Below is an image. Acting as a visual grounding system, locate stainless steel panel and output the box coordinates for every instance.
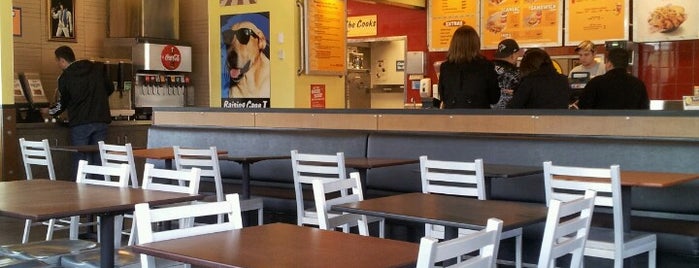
[109,0,179,39]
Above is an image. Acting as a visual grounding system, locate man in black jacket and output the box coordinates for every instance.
[49,46,114,173]
[579,48,649,109]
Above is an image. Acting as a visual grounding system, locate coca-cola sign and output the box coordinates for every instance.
[161,45,182,70]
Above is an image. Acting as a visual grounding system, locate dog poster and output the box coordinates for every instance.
[220,12,271,108]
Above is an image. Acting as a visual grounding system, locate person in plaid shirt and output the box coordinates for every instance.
[492,39,524,109]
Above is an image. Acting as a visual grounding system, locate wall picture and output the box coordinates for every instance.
[13,7,21,36]
[220,0,258,6]
[220,12,271,108]
[48,0,75,41]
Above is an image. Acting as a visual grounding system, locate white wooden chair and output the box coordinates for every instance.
[135,193,244,268]
[416,218,503,268]
[98,141,139,188]
[291,150,384,237]
[18,138,71,243]
[173,146,225,223]
[311,172,369,236]
[420,156,523,268]
[543,161,657,268]
[59,164,202,268]
[538,190,597,268]
[73,160,131,248]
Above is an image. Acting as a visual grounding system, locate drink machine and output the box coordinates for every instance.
[132,42,192,119]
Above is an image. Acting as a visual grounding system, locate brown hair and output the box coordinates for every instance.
[446,25,481,64]
[519,48,553,77]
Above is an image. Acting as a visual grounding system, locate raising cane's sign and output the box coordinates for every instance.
[161,45,182,71]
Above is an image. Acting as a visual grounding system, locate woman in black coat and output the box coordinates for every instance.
[438,25,499,109]
[507,48,570,109]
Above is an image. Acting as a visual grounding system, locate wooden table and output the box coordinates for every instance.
[344,157,419,193]
[333,192,548,235]
[0,180,202,267]
[556,170,699,232]
[218,155,290,199]
[132,147,227,169]
[131,223,418,268]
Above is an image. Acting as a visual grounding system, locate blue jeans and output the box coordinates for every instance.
[71,123,108,177]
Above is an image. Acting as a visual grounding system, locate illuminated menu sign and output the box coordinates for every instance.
[565,0,628,46]
[481,0,562,49]
[428,0,480,52]
[633,0,698,42]
[306,0,346,75]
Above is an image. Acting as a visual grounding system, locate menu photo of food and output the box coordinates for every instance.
[634,0,697,42]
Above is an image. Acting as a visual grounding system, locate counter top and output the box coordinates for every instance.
[17,120,152,129]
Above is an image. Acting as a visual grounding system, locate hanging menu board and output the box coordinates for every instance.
[481,0,563,49]
[633,0,698,42]
[565,0,629,46]
[428,0,480,52]
[305,0,346,75]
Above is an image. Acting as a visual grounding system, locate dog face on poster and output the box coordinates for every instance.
[221,13,270,99]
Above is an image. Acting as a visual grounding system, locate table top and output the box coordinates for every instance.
[132,147,228,160]
[556,170,699,188]
[0,180,202,221]
[344,157,419,169]
[218,155,290,164]
[51,144,144,153]
[334,192,548,231]
[484,163,542,178]
[131,223,418,268]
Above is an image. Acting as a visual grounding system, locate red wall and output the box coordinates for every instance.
[348,1,699,101]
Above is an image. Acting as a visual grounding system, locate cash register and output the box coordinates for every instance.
[16,72,50,123]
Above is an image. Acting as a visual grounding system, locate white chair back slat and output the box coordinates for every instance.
[98,141,139,188]
[142,163,201,195]
[416,218,503,268]
[135,194,243,268]
[174,146,224,223]
[19,138,56,181]
[312,174,369,236]
[291,150,347,226]
[538,190,596,268]
[550,179,612,193]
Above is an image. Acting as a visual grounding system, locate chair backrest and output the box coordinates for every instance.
[19,138,56,180]
[98,141,139,188]
[420,156,486,199]
[134,193,243,268]
[75,160,130,188]
[290,149,347,226]
[538,190,597,268]
[311,172,368,236]
[543,161,624,252]
[416,218,503,268]
[141,163,201,195]
[173,146,223,202]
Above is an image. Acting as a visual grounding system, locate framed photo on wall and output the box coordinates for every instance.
[48,0,75,42]
[12,7,21,36]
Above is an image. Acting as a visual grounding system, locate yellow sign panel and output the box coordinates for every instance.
[565,0,628,45]
[307,0,346,75]
[429,0,479,52]
[481,0,562,49]
[347,15,377,37]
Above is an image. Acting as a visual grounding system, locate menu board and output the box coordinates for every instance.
[428,0,480,52]
[305,0,346,75]
[565,0,629,46]
[481,0,563,49]
[633,0,698,42]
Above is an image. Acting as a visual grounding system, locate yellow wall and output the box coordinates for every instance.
[1,1,15,105]
[208,0,345,108]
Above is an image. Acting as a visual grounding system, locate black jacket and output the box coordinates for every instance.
[578,68,649,110]
[51,60,113,127]
[508,66,570,109]
[438,57,499,109]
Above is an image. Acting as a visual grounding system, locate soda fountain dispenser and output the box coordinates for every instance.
[132,41,192,119]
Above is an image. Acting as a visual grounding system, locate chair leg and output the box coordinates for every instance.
[127,219,137,246]
[649,250,656,268]
[515,235,522,268]
[45,219,56,241]
[22,219,32,244]
[114,215,124,248]
[614,258,623,268]
[378,219,385,238]
[69,216,80,240]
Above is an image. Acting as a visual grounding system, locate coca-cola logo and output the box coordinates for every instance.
[161,45,182,70]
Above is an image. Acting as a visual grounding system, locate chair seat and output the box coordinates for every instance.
[586,227,657,255]
[0,239,97,265]
[59,247,183,268]
[0,257,51,268]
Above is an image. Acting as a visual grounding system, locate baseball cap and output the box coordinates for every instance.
[494,39,520,58]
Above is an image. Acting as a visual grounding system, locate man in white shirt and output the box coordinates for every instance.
[51,1,73,38]
[569,40,605,78]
